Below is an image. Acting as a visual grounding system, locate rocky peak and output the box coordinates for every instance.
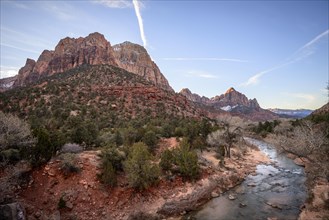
[179,87,272,120]
[113,41,174,92]
[12,33,174,92]
[179,88,210,104]
[14,32,118,87]
[225,87,236,94]
[212,87,250,107]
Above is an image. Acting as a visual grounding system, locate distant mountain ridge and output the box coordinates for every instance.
[179,87,278,121]
[268,108,313,119]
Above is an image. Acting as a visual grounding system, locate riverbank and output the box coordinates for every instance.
[16,141,271,219]
[264,136,329,220]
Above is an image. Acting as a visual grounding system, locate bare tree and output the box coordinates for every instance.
[207,116,243,159]
[273,120,329,180]
[0,111,35,150]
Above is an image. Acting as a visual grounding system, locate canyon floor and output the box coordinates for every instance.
[14,138,271,220]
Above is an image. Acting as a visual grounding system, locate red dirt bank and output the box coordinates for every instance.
[17,142,270,220]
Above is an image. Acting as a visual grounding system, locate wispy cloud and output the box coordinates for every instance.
[241,29,329,87]
[9,1,30,9]
[133,0,147,48]
[241,61,294,86]
[1,42,40,54]
[93,0,132,8]
[40,2,76,21]
[283,92,315,102]
[163,57,248,62]
[186,70,219,79]
[1,27,52,50]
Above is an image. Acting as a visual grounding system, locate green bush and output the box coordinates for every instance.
[173,139,199,180]
[160,149,174,171]
[98,147,125,186]
[0,148,20,165]
[123,142,160,190]
[142,130,158,151]
[30,127,54,166]
[99,157,117,186]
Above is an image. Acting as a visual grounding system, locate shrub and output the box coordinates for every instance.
[0,111,36,150]
[123,142,160,190]
[99,157,117,186]
[173,139,199,180]
[0,149,20,165]
[98,147,125,186]
[59,153,80,176]
[142,131,158,151]
[30,127,54,166]
[61,143,83,154]
[191,136,207,151]
[160,149,174,171]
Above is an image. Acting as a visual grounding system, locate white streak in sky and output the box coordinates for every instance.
[283,92,315,102]
[186,70,219,79]
[296,29,329,53]
[242,29,329,87]
[133,0,147,48]
[0,43,40,54]
[93,0,132,8]
[163,58,248,62]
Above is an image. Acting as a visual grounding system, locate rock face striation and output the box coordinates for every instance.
[11,32,173,92]
[113,42,173,92]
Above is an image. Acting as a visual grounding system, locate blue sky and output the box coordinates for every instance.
[1,0,328,110]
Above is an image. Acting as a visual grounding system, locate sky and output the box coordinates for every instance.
[0,0,328,110]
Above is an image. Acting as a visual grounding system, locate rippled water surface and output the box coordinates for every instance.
[190,138,307,220]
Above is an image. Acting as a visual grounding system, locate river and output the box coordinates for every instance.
[189,138,307,220]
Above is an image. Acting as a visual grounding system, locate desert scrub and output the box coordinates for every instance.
[59,153,80,176]
[98,147,125,186]
[124,142,160,190]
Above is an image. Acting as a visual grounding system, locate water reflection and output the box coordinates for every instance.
[190,138,307,220]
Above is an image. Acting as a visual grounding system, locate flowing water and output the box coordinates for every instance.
[189,138,307,220]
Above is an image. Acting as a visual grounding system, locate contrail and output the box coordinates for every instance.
[132,0,147,48]
[241,29,329,87]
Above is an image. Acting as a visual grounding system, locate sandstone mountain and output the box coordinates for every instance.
[4,32,173,92]
[180,87,277,121]
[13,33,118,87]
[0,65,208,128]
